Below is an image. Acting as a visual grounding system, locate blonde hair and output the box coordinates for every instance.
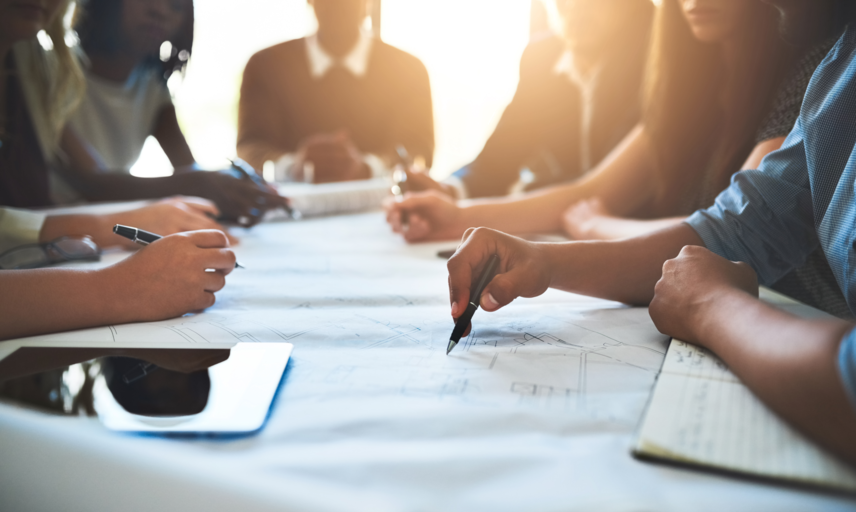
[12,0,85,161]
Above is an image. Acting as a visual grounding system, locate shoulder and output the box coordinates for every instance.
[756,36,839,143]
[246,38,306,71]
[371,40,427,75]
[519,34,564,73]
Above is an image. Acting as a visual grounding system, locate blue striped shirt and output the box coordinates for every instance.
[686,26,856,406]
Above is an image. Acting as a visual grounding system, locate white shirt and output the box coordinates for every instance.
[70,65,173,171]
[304,30,374,79]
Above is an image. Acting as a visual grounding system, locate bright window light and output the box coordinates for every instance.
[132,0,531,180]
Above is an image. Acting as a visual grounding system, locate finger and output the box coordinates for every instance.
[183,229,230,249]
[479,267,530,312]
[193,291,217,312]
[447,255,476,319]
[178,197,221,217]
[199,248,237,274]
[202,269,227,293]
[403,214,430,242]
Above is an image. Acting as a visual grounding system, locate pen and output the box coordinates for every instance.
[447,253,501,355]
[113,224,245,269]
[229,158,300,220]
[391,145,411,230]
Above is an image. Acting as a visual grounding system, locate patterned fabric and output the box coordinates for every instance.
[755,36,839,144]
[685,25,856,405]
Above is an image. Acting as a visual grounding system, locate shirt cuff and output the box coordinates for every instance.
[443,175,468,200]
[684,211,727,257]
[838,327,856,410]
[363,154,391,179]
[0,208,46,254]
[274,153,300,182]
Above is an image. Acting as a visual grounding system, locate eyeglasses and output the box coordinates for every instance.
[0,237,102,270]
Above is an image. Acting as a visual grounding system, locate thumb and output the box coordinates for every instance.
[479,269,528,312]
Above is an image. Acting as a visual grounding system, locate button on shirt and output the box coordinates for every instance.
[685,26,856,406]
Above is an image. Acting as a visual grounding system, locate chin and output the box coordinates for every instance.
[690,27,728,44]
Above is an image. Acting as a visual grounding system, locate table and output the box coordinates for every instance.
[1,212,854,511]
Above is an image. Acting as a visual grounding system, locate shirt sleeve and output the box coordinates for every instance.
[838,328,856,409]
[0,208,46,254]
[686,118,819,286]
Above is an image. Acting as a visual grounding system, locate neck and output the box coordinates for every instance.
[317,28,360,58]
[88,52,140,83]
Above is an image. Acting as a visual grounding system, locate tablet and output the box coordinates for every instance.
[0,342,291,436]
[93,343,292,435]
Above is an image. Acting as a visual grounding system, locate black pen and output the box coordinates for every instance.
[229,158,301,220]
[447,253,501,355]
[113,224,244,269]
[391,145,411,230]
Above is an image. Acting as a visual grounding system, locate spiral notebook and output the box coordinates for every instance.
[634,340,856,493]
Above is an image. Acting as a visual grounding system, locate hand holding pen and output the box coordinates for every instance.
[446,228,554,353]
[228,158,300,222]
[114,225,245,269]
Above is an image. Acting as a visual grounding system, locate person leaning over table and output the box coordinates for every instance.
[0,0,283,225]
[444,17,856,465]
[400,0,654,200]
[237,0,434,184]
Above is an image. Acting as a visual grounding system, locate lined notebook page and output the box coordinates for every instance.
[635,340,856,492]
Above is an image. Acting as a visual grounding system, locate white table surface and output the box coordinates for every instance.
[1,212,854,512]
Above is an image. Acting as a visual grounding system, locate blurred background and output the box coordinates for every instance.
[132,0,538,180]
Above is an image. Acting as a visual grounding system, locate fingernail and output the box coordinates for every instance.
[451,301,458,315]
[482,293,499,310]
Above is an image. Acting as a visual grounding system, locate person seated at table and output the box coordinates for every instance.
[386,0,802,242]
[69,0,199,173]
[1,0,282,225]
[389,0,855,317]
[237,0,434,183]
[402,0,653,200]
[444,9,856,465]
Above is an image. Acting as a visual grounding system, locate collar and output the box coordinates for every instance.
[553,50,601,90]
[305,30,374,79]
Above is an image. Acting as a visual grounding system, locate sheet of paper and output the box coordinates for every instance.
[637,340,856,491]
[272,179,391,218]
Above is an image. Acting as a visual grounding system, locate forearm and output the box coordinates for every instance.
[461,126,655,234]
[462,179,599,233]
[589,216,687,241]
[40,214,116,247]
[0,269,130,340]
[544,223,703,304]
[694,290,856,464]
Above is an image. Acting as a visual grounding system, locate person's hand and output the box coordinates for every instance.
[108,197,239,247]
[401,168,459,199]
[98,230,236,323]
[384,190,467,242]
[447,228,553,334]
[177,171,287,227]
[649,246,759,343]
[561,198,610,240]
[293,131,370,183]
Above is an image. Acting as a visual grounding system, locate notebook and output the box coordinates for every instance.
[634,339,856,492]
[272,179,391,218]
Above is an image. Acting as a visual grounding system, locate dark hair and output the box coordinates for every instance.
[75,0,195,81]
[643,0,795,215]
